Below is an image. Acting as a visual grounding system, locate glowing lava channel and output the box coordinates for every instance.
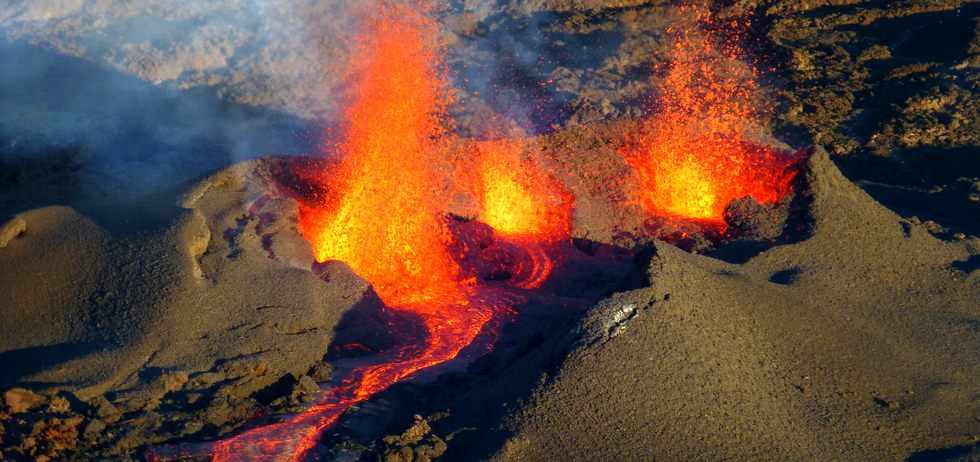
[623,5,798,228]
[149,4,570,462]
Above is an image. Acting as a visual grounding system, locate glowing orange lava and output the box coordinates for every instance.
[623,6,798,228]
[477,139,572,244]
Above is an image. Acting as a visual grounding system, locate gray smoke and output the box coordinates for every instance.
[0,0,368,227]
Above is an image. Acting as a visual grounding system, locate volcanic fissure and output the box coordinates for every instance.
[149,3,802,461]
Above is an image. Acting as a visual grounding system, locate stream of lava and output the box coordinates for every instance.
[152,4,570,462]
[622,5,799,230]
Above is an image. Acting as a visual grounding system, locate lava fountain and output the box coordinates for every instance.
[298,3,466,309]
[152,4,571,461]
[622,6,799,230]
[473,139,573,289]
[477,139,572,245]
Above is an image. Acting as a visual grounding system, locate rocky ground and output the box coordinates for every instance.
[1,1,978,461]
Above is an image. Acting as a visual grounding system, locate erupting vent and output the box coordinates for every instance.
[476,139,573,244]
[298,2,464,308]
[622,6,799,229]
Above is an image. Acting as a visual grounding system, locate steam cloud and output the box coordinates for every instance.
[0,0,363,225]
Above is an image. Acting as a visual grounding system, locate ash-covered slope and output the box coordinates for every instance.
[491,148,980,461]
[0,161,367,402]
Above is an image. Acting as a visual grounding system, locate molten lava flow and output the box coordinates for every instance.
[287,4,487,459]
[623,6,798,228]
